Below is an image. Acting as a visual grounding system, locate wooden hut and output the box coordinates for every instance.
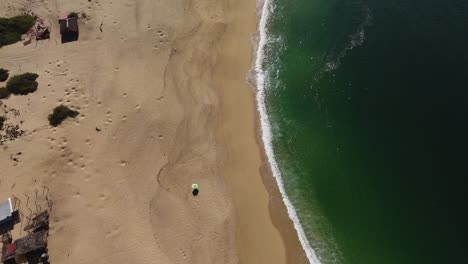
[59,15,79,43]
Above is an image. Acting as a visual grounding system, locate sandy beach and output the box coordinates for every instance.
[0,0,307,263]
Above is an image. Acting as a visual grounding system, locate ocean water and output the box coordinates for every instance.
[256,0,468,263]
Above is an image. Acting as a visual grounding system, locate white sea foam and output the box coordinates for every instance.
[326,5,372,72]
[254,0,322,263]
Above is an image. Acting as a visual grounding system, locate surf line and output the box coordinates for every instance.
[254,0,322,263]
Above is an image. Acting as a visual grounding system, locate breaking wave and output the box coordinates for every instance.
[254,0,322,263]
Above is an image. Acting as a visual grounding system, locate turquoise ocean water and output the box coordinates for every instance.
[257,0,468,263]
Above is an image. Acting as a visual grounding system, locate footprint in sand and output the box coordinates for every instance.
[105,225,121,238]
[179,248,187,259]
[99,192,109,201]
[84,174,92,182]
[105,118,113,125]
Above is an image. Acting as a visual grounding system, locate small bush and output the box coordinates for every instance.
[6,73,39,95]
[0,68,8,82]
[0,116,5,129]
[0,15,36,47]
[0,87,9,99]
[48,105,79,127]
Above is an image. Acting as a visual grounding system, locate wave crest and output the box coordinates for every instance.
[254,0,323,263]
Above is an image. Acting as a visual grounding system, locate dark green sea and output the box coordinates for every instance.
[256,0,468,263]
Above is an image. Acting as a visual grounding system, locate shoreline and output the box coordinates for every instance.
[215,0,309,263]
[252,0,323,262]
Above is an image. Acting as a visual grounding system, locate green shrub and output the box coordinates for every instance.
[0,87,9,99]
[6,73,39,95]
[0,15,36,47]
[0,68,8,82]
[0,116,5,129]
[48,105,79,127]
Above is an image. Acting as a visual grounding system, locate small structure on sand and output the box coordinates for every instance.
[0,196,50,264]
[0,199,19,235]
[1,210,50,264]
[2,230,48,263]
[59,13,79,43]
[21,17,50,46]
[191,184,199,196]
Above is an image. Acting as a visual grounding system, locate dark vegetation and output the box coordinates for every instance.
[0,68,8,82]
[6,73,39,95]
[0,116,5,130]
[0,87,9,99]
[0,15,36,47]
[48,105,79,127]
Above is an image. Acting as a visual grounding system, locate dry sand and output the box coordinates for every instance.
[0,0,307,263]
